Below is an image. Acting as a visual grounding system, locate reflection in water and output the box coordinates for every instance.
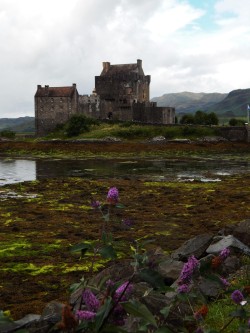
[0,158,36,186]
[0,157,249,186]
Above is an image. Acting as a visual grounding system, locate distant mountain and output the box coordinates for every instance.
[207,89,250,117]
[151,92,227,114]
[152,89,250,118]
[0,117,35,133]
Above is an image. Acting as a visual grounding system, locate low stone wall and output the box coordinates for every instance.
[218,126,248,142]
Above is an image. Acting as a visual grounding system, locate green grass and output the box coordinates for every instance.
[45,122,220,141]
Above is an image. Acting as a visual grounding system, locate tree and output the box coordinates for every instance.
[180,114,195,124]
[66,115,92,137]
[206,112,219,125]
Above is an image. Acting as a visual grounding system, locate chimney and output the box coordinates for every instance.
[137,59,142,69]
[72,83,76,88]
[102,62,110,74]
[45,85,49,96]
[37,85,41,89]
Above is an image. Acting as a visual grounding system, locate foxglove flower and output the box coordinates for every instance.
[177,283,190,294]
[107,187,119,204]
[219,248,230,260]
[91,200,101,209]
[82,289,100,312]
[76,310,96,320]
[179,255,199,284]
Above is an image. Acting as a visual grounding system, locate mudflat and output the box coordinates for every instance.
[0,140,250,319]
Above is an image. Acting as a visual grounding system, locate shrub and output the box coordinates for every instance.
[66,115,99,137]
[0,129,16,139]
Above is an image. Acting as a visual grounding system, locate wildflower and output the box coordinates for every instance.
[179,255,199,284]
[219,248,230,260]
[91,200,101,209]
[220,277,230,288]
[231,290,244,304]
[82,289,100,312]
[177,283,190,293]
[114,281,133,302]
[211,256,222,269]
[194,305,208,320]
[107,187,119,204]
[248,319,250,328]
[122,218,133,228]
[76,310,96,320]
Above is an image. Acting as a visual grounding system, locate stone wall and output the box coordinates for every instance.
[218,126,248,142]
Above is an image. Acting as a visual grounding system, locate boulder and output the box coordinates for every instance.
[172,233,213,260]
[206,235,250,256]
[232,219,250,246]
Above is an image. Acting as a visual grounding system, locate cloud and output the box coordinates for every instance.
[0,0,250,117]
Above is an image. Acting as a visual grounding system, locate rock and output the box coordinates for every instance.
[150,136,166,142]
[157,258,184,282]
[222,255,241,275]
[198,277,223,298]
[232,219,250,246]
[172,233,213,260]
[0,314,41,333]
[206,235,250,255]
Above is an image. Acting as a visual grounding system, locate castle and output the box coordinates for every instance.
[35,59,175,136]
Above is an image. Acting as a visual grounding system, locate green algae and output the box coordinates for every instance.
[0,240,32,258]
[0,263,55,275]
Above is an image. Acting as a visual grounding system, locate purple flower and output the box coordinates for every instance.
[179,255,199,284]
[82,289,100,312]
[107,187,119,204]
[248,319,250,328]
[231,290,244,304]
[177,283,190,293]
[91,200,101,209]
[114,281,133,302]
[76,310,96,320]
[219,248,230,260]
[220,277,230,288]
[122,218,133,228]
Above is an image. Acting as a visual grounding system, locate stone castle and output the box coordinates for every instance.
[35,59,175,136]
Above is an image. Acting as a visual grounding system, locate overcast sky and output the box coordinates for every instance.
[1,0,250,118]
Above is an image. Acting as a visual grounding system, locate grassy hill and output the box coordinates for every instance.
[0,117,35,133]
[207,89,250,117]
[151,91,227,114]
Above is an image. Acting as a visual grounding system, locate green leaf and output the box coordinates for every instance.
[139,268,166,290]
[122,300,157,328]
[94,297,112,332]
[99,245,117,259]
[230,308,247,318]
[115,203,125,209]
[69,281,85,293]
[160,305,171,319]
[155,327,173,333]
[70,242,93,255]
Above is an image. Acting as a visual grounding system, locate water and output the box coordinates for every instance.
[0,156,249,186]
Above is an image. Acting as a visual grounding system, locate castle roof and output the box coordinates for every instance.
[35,84,78,98]
[100,59,144,76]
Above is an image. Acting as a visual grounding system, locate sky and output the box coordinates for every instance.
[1,0,250,118]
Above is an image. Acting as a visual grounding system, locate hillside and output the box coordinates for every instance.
[0,117,35,133]
[207,88,250,117]
[151,91,227,114]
